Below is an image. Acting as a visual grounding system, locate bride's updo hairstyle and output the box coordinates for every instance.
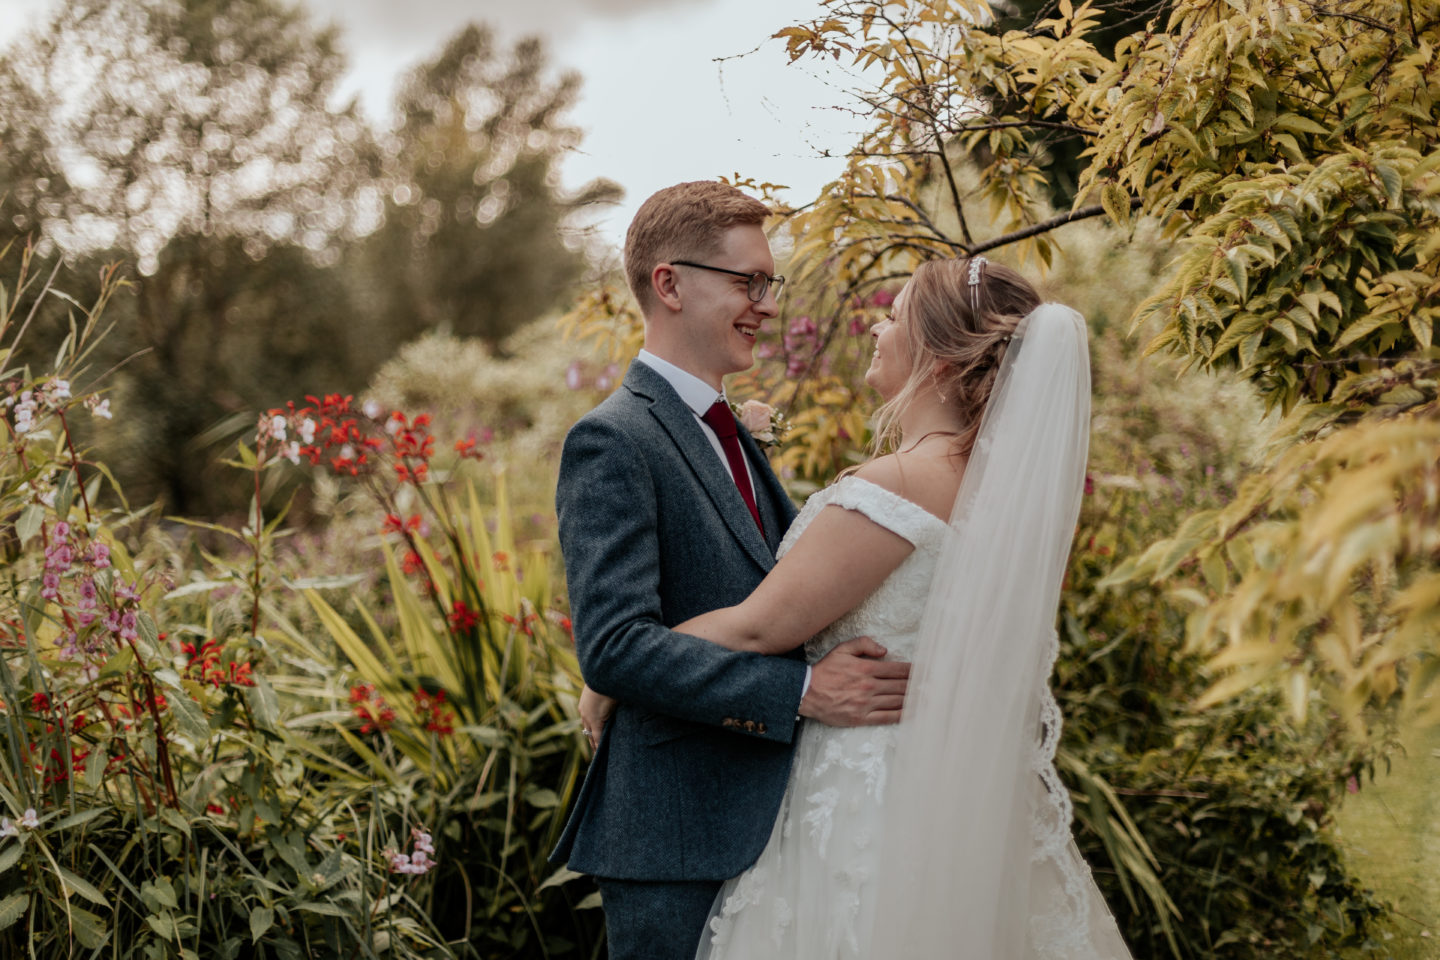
[873,256,1041,458]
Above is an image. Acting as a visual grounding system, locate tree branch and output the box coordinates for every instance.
[970,199,1144,255]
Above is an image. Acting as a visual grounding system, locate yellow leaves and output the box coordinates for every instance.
[1104,409,1440,730]
[1099,181,1132,229]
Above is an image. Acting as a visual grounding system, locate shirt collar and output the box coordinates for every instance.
[635,350,725,417]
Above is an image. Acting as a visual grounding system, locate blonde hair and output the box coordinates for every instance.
[871,257,1041,458]
[623,181,771,314]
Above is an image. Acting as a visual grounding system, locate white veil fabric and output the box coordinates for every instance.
[866,303,1132,959]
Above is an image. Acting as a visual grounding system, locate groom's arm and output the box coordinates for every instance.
[557,416,807,744]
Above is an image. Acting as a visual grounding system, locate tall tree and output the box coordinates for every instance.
[0,0,383,513]
[372,25,620,348]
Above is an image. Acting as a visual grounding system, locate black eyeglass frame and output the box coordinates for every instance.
[670,260,785,303]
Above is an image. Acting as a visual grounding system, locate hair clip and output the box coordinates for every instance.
[968,256,987,314]
[967,256,987,287]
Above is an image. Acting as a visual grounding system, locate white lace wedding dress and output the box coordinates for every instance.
[696,474,1131,960]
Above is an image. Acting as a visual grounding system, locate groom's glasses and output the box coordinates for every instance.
[671,261,785,302]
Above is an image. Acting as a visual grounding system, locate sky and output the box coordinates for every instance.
[0,0,870,255]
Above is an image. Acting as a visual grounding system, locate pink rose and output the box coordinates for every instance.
[738,400,774,435]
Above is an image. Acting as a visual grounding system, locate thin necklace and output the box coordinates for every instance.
[899,430,958,454]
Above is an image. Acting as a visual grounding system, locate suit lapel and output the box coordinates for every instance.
[625,364,776,572]
[735,425,796,553]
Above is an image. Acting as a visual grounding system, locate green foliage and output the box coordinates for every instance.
[0,249,601,957]
[751,0,1440,736]
[0,0,616,517]
[1063,460,1386,958]
[0,249,451,958]
[1051,232,1385,958]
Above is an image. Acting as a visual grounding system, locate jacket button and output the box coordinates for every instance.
[757,722,767,735]
[743,720,756,732]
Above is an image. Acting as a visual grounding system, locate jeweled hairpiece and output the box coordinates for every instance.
[968,256,987,314]
[967,256,987,286]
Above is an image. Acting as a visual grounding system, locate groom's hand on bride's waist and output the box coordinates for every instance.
[798,636,909,727]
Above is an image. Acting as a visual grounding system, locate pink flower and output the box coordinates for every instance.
[89,543,110,568]
[40,572,61,601]
[738,400,774,435]
[44,543,73,572]
[84,395,112,420]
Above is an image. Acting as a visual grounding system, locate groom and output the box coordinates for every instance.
[552,181,910,959]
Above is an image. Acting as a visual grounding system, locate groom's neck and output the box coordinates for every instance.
[640,341,726,393]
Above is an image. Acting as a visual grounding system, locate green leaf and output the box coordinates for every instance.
[538,865,585,891]
[525,788,561,809]
[283,574,365,591]
[52,808,107,831]
[15,505,43,546]
[1273,113,1329,135]
[250,905,274,942]
[295,900,349,917]
[247,674,279,732]
[141,877,178,911]
[137,612,160,651]
[69,905,108,949]
[0,843,22,875]
[145,913,177,941]
[0,892,26,931]
[165,686,210,745]
[162,580,230,600]
[54,470,75,520]
[57,865,110,907]
[97,646,135,680]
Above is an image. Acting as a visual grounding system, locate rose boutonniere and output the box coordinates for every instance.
[734,399,788,450]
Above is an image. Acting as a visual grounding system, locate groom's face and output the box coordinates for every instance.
[672,223,778,387]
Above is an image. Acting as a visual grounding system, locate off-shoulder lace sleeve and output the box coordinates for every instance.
[824,476,949,549]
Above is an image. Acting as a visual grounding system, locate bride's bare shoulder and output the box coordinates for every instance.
[851,451,963,522]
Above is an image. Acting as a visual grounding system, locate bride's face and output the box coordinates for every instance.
[865,285,915,400]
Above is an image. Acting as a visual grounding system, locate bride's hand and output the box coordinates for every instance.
[579,684,617,750]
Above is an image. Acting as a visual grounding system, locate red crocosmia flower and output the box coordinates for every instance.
[413,687,455,737]
[401,551,425,576]
[30,692,49,711]
[383,513,405,534]
[447,601,480,633]
[350,684,395,734]
[206,802,226,815]
[228,662,256,687]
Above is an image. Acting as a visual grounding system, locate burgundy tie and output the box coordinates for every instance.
[701,400,764,535]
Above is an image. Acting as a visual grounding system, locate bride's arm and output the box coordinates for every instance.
[674,503,915,655]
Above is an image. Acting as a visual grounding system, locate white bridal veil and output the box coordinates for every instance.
[867,303,1132,959]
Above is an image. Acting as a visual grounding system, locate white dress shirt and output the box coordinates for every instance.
[633,350,812,700]
[634,350,755,490]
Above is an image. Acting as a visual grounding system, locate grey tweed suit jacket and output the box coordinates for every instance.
[551,361,806,881]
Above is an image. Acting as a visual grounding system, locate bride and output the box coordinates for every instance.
[581,256,1132,959]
